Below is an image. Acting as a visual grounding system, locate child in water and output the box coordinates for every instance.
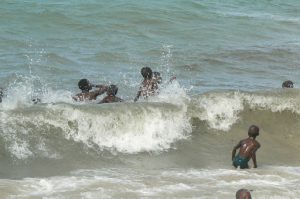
[282,80,294,88]
[232,125,261,169]
[98,85,123,104]
[73,78,107,101]
[134,67,158,102]
[153,71,163,84]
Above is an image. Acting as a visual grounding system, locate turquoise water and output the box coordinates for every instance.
[1,1,300,198]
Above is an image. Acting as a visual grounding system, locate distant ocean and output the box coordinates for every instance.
[1,1,300,198]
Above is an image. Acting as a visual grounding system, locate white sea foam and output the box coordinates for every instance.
[56,80,192,154]
[195,91,244,131]
[0,75,73,110]
[0,110,63,160]
[193,90,300,131]
[1,167,300,199]
[55,103,191,154]
[0,77,192,158]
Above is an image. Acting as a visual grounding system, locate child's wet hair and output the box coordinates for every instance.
[78,79,91,91]
[107,85,118,96]
[141,67,153,79]
[248,125,259,137]
[282,80,294,88]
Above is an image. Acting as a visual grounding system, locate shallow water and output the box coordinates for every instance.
[1,0,300,198]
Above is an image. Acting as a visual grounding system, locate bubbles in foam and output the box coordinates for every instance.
[242,91,300,114]
[195,91,244,131]
[193,90,300,131]
[1,74,46,109]
[7,139,33,160]
[56,102,191,153]
[0,109,61,160]
[40,88,74,104]
[2,167,300,198]
[154,80,190,106]
[0,74,74,110]
[1,81,192,159]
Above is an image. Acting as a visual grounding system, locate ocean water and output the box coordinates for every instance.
[1,0,300,198]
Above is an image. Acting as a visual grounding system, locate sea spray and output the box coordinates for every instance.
[191,89,300,131]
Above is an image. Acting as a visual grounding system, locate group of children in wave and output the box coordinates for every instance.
[0,67,173,104]
[72,66,175,103]
[0,69,295,199]
[71,71,294,199]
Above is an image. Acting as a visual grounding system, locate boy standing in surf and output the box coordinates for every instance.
[232,125,261,169]
[73,78,108,101]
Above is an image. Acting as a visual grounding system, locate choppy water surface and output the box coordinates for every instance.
[1,0,300,198]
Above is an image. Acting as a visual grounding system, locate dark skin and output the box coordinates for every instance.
[282,80,293,88]
[232,137,261,168]
[0,88,3,103]
[134,79,158,102]
[153,72,162,84]
[73,84,107,101]
[236,189,252,199]
[99,94,123,104]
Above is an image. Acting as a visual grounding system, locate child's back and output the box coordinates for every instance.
[134,67,158,102]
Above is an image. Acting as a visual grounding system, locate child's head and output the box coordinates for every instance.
[141,67,153,79]
[248,125,259,138]
[107,85,118,96]
[153,71,162,83]
[236,189,251,199]
[282,80,294,88]
[78,79,92,91]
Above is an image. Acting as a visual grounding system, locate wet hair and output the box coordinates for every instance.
[153,71,162,83]
[153,71,160,77]
[248,125,259,137]
[236,189,251,199]
[282,80,294,88]
[141,67,153,79]
[78,79,91,91]
[107,85,118,96]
